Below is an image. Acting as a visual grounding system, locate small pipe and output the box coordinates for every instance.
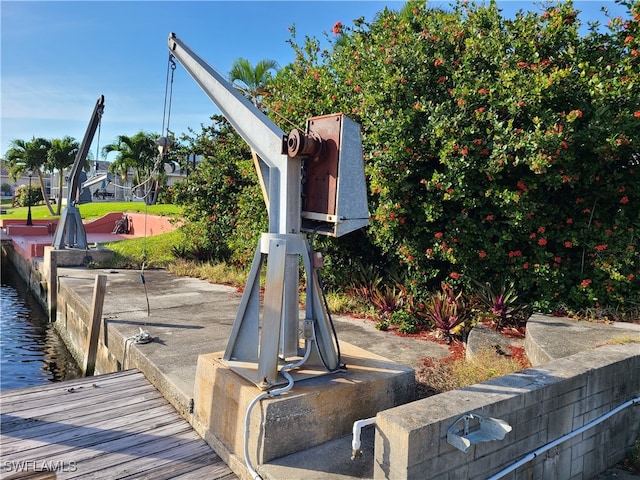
[487,396,640,480]
[243,343,313,480]
[351,416,377,460]
[244,391,269,480]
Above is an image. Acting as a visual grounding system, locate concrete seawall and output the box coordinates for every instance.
[374,343,639,480]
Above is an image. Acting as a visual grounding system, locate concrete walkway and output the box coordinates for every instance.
[54,267,450,404]
[526,313,640,366]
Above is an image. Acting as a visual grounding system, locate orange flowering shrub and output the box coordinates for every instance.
[263,0,639,312]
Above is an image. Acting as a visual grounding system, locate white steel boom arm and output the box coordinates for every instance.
[168,32,300,235]
[52,95,105,249]
[81,172,111,190]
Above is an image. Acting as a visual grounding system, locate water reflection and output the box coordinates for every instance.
[1,262,82,391]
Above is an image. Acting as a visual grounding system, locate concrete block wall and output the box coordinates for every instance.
[54,275,132,376]
[54,278,94,369]
[2,244,48,309]
[374,343,639,480]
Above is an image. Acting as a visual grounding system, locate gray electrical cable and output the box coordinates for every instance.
[243,341,313,479]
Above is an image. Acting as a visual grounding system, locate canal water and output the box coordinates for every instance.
[1,261,82,391]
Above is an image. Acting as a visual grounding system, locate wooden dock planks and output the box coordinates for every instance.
[0,370,236,480]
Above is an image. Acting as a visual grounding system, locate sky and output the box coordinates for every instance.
[0,1,633,162]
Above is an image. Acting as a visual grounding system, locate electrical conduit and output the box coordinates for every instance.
[243,343,313,480]
[487,397,640,480]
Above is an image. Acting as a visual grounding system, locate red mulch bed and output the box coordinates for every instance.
[392,320,528,364]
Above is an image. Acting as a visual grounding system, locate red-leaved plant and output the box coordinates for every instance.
[472,279,528,330]
[421,283,469,343]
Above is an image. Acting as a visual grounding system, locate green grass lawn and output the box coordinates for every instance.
[101,229,183,269]
[2,201,184,269]
[1,201,181,221]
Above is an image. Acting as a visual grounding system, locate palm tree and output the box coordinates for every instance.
[5,137,55,214]
[103,131,159,205]
[229,57,278,108]
[47,136,80,215]
[229,58,278,208]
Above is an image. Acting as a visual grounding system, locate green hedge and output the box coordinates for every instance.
[172,0,639,313]
[263,0,639,311]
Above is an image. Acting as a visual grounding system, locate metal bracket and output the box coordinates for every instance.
[447,414,512,453]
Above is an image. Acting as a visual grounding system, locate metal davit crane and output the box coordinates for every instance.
[52,95,105,250]
[168,33,369,389]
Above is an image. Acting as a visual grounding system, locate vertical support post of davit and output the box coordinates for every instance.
[258,238,287,387]
[83,274,107,376]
